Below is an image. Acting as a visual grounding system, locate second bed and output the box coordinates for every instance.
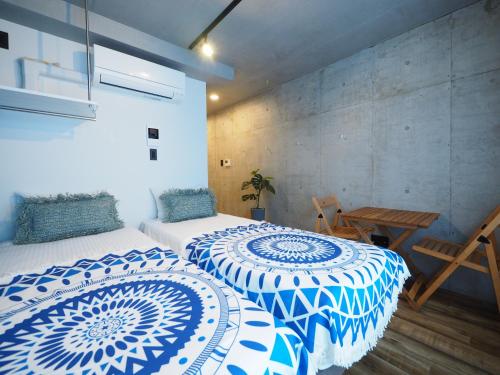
[143,213,410,369]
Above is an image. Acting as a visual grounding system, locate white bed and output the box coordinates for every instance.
[142,213,409,370]
[0,227,159,283]
[142,213,257,254]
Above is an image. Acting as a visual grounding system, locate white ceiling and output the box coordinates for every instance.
[70,0,478,113]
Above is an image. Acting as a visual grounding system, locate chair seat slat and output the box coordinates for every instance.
[408,205,500,312]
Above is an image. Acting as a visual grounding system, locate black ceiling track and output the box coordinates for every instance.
[188,0,242,50]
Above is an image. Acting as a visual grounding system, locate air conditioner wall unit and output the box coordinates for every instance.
[93,45,185,100]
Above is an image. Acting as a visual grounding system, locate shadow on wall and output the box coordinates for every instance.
[73,51,88,73]
[0,194,24,243]
[0,110,80,141]
[0,111,81,240]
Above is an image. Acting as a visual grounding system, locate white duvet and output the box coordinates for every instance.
[0,227,160,283]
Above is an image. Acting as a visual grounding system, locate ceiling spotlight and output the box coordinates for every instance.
[209,93,220,101]
[201,42,214,57]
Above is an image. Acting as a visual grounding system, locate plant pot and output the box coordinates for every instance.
[251,208,266,221]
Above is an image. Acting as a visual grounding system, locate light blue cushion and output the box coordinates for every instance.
[14,192,124,244]
[159,188,217,223]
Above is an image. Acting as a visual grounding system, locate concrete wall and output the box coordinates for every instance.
[0,19,208,241]
[208,1,500,302]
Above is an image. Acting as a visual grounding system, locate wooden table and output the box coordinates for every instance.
[342,207,439,309]
[342,207,440,275]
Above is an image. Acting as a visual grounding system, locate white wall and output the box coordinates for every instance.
[0,19,208,241]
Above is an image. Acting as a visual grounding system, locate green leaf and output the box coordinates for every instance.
[241,194,257,201]
[241,169,276,201]
[251,174,263,190]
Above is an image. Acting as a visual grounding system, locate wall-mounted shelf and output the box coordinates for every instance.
[0,85,98,120]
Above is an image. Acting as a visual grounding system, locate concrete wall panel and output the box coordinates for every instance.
[320,49,374,113]
[276,71,321,122]
[451,70,500,240]
[373,16,451,99]
[372,83,451,220]
[451,1,500,79]
[320,103,374,210]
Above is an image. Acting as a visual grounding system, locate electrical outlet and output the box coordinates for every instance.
[220,159,232,167]
[149,148,157,161]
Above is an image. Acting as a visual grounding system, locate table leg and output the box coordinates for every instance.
[379,226,431,309]
[379,226,420,275]
[351,222,422,308]
[350,220,374,244]
[377,225,396,243]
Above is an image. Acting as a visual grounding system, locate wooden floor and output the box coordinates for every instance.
[345,291,500,375]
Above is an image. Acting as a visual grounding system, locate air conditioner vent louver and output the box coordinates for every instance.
[93,45,185,100]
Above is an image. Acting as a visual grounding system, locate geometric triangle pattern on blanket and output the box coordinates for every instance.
[0,247,310,374]
[186,223,410,368]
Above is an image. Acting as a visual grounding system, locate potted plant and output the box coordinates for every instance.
[241,169,276,221]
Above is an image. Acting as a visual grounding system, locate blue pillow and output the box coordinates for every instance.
[159,188,217,223]
[14,192,124,244]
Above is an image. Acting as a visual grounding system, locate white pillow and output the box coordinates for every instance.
[150,188,166,220]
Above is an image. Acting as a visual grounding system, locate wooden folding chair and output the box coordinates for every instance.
[312,195,372,241]
[407,205,500,312]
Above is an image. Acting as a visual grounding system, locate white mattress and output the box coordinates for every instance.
[142,213,258,254]
[0,227,161,283]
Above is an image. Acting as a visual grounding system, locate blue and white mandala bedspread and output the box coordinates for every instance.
[185,223,411,369]
[0,248,309,374]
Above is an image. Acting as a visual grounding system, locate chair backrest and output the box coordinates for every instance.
[312,194,343,233]
[415,205,500,312]
[463,205,500,250]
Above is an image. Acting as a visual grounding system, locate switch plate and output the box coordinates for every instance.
[149,148,157,161]
[147,126,160,146]
[148,127,159,139]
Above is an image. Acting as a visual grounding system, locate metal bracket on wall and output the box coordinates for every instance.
[84,0,91,102]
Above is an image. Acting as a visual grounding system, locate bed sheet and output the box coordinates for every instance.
[0,244,310,374]
[142,213,257,253]
[0,227,158,283]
